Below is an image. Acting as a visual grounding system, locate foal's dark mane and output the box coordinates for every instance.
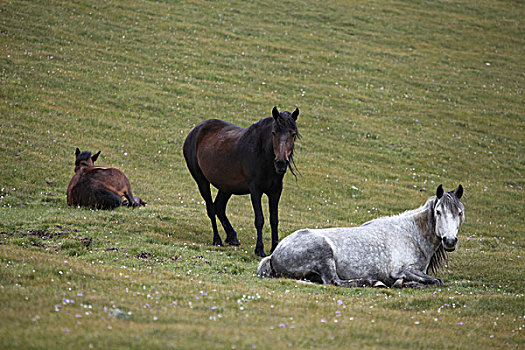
[75,151,93,166]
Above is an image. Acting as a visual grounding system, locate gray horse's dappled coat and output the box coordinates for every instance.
[258,185,464,288]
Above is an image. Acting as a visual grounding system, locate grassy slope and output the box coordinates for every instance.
[0,0,523,348]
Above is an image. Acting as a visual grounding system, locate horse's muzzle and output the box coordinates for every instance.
[442,237,458,252]
[274,159,288,175]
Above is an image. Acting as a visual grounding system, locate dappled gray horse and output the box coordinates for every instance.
[258,185,464,288]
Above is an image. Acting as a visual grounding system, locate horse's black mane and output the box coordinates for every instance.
[248,114,301,178]
[274,111,300,136]
[75,151,93,166]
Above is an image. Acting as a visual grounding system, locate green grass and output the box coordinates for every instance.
[1,0,523,348]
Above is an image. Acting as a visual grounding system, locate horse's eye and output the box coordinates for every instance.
[272,131,276,136]
[436,210,441,216]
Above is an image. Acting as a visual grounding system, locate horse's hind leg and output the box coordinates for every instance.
[310,254,378,288]
[197,181,223,246]
[183,136,223,246]
[290,246,348,286]
[273,233,343,284]
[215,190,240,246]
[123,190,138,207]
[93,189,122,210]
[120,177,139,207]
[335,278,379,288]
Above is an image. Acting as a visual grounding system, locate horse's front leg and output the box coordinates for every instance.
[268,188,283,253]
[250,190,266,257]
[393,268,443,288]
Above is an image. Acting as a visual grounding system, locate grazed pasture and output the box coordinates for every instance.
[0,0,523,348]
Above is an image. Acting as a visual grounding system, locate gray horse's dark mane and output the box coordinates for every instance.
[441,192,464,216]
[413,198,445,275]
[426,193,464,275]
[428,245,448,275]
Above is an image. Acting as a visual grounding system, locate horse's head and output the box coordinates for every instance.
[271,106,300,175]
[74,148,100,172]
[433,184,464,252]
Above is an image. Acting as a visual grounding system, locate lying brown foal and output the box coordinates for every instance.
[67,148,146,210]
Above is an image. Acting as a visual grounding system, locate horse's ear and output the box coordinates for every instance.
[272,106,280,120]
[75,148,80,158]
[92,151,101,163]
[454,184,463,199]
[436,184,444,199]
[292,108,299,121]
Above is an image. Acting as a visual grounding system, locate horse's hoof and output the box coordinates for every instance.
[404,281,428,289]
[392,279,404,288]
[225,237,240,246]
[123,200,139,208]
[135,196,146,206]
[255,249,266,258]
[373,281,387,288]
[213,240,224,247]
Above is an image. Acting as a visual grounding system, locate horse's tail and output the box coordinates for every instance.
[257,256,275,278]
[93,188,122,210]
[183,125,199,173]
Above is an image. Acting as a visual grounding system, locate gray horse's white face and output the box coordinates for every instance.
[434,184,464,252]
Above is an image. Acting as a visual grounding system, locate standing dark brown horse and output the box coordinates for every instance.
[67,148,146,210]
[183,107,300,257]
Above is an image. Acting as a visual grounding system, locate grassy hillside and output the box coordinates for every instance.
[1,0,523,348]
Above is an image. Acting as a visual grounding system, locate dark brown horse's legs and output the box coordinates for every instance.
[268,190,282,253]
[215,190,240,246]
[250,190,266,257]
[184,110,299,256]
[197,183,223,246]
